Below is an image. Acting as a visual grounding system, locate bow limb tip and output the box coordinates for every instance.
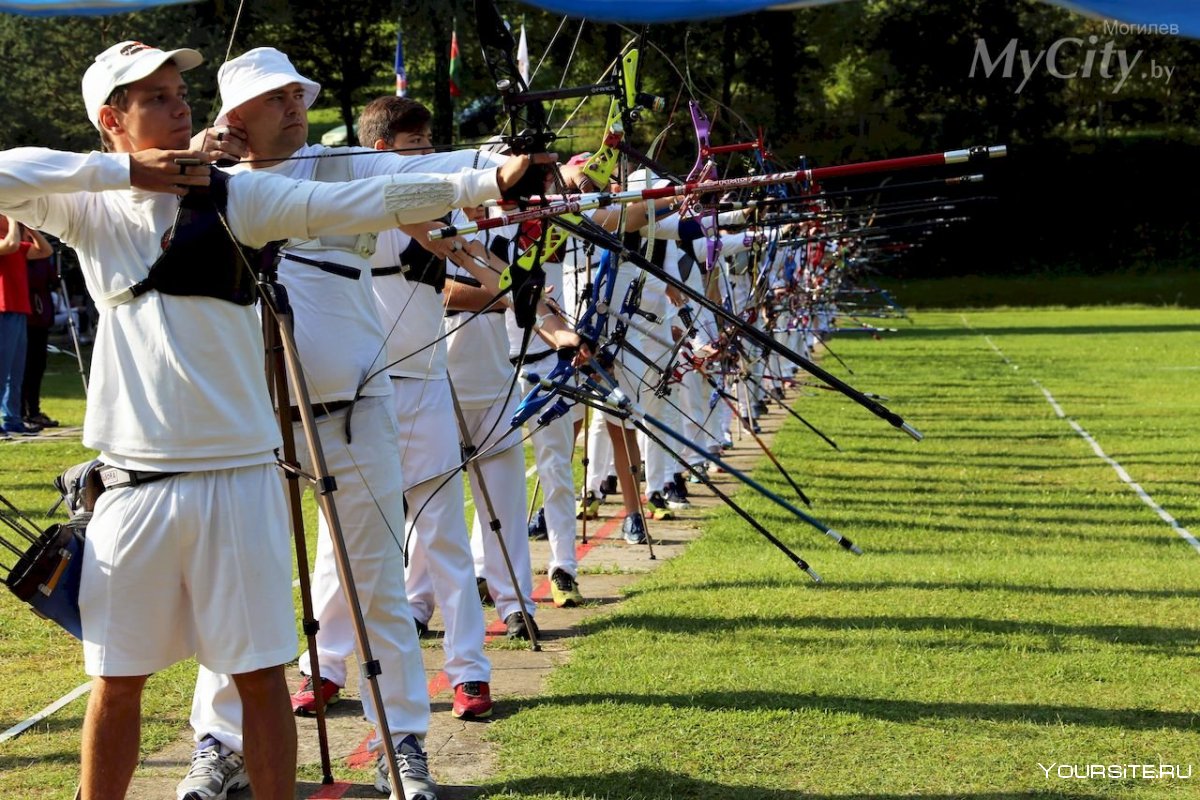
[901,421,924,442]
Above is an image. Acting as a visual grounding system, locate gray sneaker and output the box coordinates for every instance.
[373,733,438,800]
[176,736,248,800]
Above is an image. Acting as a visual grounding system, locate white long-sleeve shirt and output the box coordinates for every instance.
[0,147,500,469]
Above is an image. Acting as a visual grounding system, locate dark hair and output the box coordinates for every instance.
[358,96,432,149]
[98,86,131,153]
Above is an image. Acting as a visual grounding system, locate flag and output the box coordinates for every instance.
[394,25,408,96]
[449,27,462,98]
[517,24,530,86]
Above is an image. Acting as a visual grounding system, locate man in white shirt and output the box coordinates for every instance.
[0,41,531,800]
[179,48,539,800]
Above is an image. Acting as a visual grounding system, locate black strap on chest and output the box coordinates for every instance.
[127,169,276,306]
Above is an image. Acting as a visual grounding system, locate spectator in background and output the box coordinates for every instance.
[24,240,61,429]
[0,213,51,438]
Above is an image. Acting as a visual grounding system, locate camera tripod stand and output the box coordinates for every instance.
[258,269,407,792]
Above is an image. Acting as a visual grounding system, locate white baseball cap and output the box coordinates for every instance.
[216,47,320,126]
[82,41,204,131]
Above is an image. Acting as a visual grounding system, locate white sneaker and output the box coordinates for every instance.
[373,733,439,800]
[176,736,248,800]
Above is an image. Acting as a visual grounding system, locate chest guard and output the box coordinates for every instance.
[94,168,276,309]
[284,148,377,259]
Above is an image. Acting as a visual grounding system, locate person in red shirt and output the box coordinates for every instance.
[23,237,61,429]
[0,214,51,437]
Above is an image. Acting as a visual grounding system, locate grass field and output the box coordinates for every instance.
[476,306,1200,799]
[2,303,1199,797]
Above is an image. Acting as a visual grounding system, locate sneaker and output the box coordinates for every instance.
[374,733,439,800]
[504,611,540,640]
[28,412,59,428]
[550,568,583,608]
[476,577,493,607]
[672,473,690,500]
[290,675,340,717]
[452,681,493,719]
[754,400,770,415]
[687,465,706,484]
[721,435,734,450]
[740,416,761,435]
[663,483,690,510]
[598,474,618,500]
[647,491,674,521]
[2,421,38,436]
[622,513,647,544]
[527,507,548,540]
[575,490,599,520]
[176,735,248,800]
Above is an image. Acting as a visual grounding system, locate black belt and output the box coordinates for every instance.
[371,261,446,292]
[98,466,181,490]
[281,252,362,280]
[511,348,555,366]
[285,399,354,421]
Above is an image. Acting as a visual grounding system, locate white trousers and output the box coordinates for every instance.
[635,318,684,493]
[530,409,578,578]
[395,377,491,686]
[192,395,429,753]
[458,398,536,623]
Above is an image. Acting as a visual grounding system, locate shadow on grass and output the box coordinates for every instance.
[516,689,1199,732]
[887,323,1200,339]
[673,577,1200,601]
[476,769,1075,799]
[585,612,1200,652]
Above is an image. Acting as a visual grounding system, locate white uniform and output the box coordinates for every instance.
[188,144,503,752]
[505,238,579,580]
[440,223,535,624]
[374,226,490,687]
[0,148,494,686]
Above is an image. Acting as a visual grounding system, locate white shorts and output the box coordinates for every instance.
[80,463,296,677]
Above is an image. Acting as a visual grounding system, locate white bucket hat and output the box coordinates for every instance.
[82,41,204,131]
[216,47,320,126]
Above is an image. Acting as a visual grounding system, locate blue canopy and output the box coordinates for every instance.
[524,0,1200,36]
[0,0,190,13]
[0,0,1196,39]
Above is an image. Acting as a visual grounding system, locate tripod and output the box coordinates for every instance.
[258,269,407,792]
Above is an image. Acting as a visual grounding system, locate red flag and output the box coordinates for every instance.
[449,28,462,98]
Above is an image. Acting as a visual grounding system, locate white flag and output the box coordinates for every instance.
[517,24,531,85]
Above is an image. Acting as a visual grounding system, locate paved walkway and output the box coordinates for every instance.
[126,407,787,799]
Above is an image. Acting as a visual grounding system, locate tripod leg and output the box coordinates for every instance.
[267,298,407,794]
[447,380,540,650]
[263,319,334,784]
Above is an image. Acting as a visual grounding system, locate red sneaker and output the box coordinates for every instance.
[452,681,493,719]
[290,676,340,717]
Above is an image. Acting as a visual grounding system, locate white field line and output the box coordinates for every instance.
[0,681,91,744]
[963,316,1200,555]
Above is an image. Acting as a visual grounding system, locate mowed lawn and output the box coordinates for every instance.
[477,307,1200,799]
[1,305,1199,798]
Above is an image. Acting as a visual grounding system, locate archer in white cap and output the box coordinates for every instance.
[0,39,536,800]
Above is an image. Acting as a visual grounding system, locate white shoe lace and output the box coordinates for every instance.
[184,748,223,780]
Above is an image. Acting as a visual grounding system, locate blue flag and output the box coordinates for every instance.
[394,25,408,97]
